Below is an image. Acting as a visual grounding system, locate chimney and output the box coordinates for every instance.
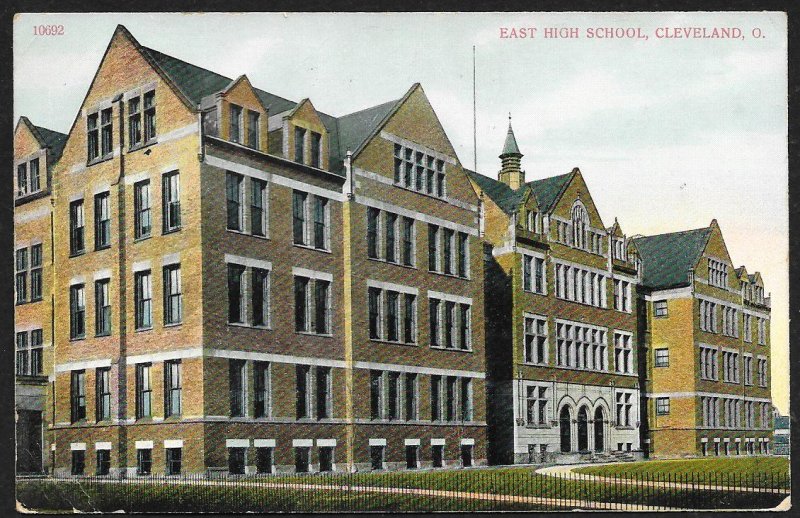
[498,114,525,190]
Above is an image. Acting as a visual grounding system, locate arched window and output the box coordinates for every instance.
[571,204,588,249]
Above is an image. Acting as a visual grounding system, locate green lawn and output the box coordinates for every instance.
[575,457,790,487]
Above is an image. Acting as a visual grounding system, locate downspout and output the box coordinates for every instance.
[342,150,356,471]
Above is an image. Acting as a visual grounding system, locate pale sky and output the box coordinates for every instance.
[14,12,788,413]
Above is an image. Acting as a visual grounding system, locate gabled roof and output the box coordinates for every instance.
[17,116,68,162]
[633,226,713,290]
[466,169,574,216]
[336,98,400,161]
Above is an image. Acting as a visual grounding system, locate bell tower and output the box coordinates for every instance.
[498,114,525,190]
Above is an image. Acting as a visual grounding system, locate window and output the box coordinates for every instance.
[71,450,85,476]
[30,244,42,301]
[96,367,111,422]
[722,351,740,383]
[708,258,728,288]
[556,321,608,371]
[524,316,547,365]
[128,96,142,147]
[404,373,418,420]
[393,143,447,198]
[256,447,273,473]
[370,370,384,420]
[294,276,331,334]
[523,255,546,294]
[367,207,380,258]
[443,228,454,275]
[615,391,633,427]
[614,332,633,374]
[656,397,670,415]
[429,298,440,347]
[251,179,267,237]
[134,271,152,330]
[316,367,332,419]
[230,359,246,417]
[654,348,669,367]
[405,445,419,469]
[247,110,260,149]
[313,197,328,250]
[654,300,668,318]
[614,279,631,312]
[460,378,474,421]
[226,172,244,231]
[385,212,396,262]
[445,376,457,421]
[70,284,86,339]
[369,287,381,340]
[166,448,182,475]
[757,318,767,345]
[428,297,471,350]
[294,447,310,473]
[252,268,270,327]
[699,346,719,380]
[743,314,752,342]
[757,358,768,387]
[398,217,414,266]
[310,131,321,168]
[134,180,151,239]
[460,444,473,467]
[228,448,246,475]
[294,127,306,163]
[432,445,444,468]
[387,292,399,341]
[15,248,27,303]
[135,364,152,419]
[525,385,548,425]
[162,171,181,232]
[100,108,113,156]
[296,365,311,419]
[70,370,86,422]
[15,333,28,376]
[388,372,401,420]
[554,263,606,308]
[444,302,455,349]
[87,113,99,160]
[457,232,468,277]
[163,264,182,325]
[744,355,754,385]
[230,104,242,143]
[164,360,182,417]
[370,445,385,470]
[459,303,471,350]
[571,204,588,250]
[143,91,156,142]
[293,190,329,250]
[137,448,152,475]
[16,330,43,376]
[16,162,27,196]
[430,375,442,421]
[95,279,111,336]
[254,361,271,418]
[404,294,417,344]
[70,200,85,255]
[428,224,439,271]
[227,264,245,324]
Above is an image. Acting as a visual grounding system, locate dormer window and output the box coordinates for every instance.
[230,104,243,144]
[16,162,28,197]
[527,211,539,233]
[143,91,156,142]
[310,131,322,168]
[571,204,588,250]
[247,110,260,149]
[294,127,306,163]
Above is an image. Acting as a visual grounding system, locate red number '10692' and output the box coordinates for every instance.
[33,25,65,36]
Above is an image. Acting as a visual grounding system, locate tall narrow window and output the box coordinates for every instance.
[100,108,113,156]
[385,213,397,263]
[294,127,306,163]
[252,268,270,327]
[15,249,27,304]
[162,172,181,232]
[87,113,99,160]
[316,367,331,419]
[94,192,111,249]
[296,365,310,418]
[534,257,545,293]
[251,179,267,237]
[70,200,85,255]
[29,158,40,192]
[143,91,156,142]
[247,110,260,149]
[404,294,416,344]
[229,104,242,143]
[443,228,454,275]
[137,448,152,475]
[310,131,322,168]
[436,159,445,197]
[404,373,418,420]
[460,378,473,421]
[164,360,181,417]
[135,363,152,419]
[428,224,439,271]
[368,287,381,339]
[95,368,111,422]
[314,280,330,334]
[15,333,28,375]
[128,97,142,147]
[292,191,307,245]
[71,370,86,422]
[229,359,246,417]
[227,264,245,324]
[402,217,414,266]
[30,330,43,375]
[30,244,42,301]
[445,376,457,421]
[70,284,86,339]
[134,271,152,330]
[386,292,399,341]
[429,298,440,347]
[95,279,111,336]
[134,180,151,239]
[444,301,455,349]
[226,172,244,231]
[163,264,182,325]
[165,448,181,475]
[367,208,380,258]
[313,196,328,250]
[294,276,309,332]
[71,450,85,475]
[16,163,27,196]
[457,232,468,277]
[431,375,442,421]
[254,362,271,418]
[370,370,384,420]
[459,304,471,350]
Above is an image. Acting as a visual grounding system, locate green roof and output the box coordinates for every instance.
[633,227,712,290]
[142,46,398,174]
[466,169,573,215]
[500,122,522,157]
[33,124,68,161]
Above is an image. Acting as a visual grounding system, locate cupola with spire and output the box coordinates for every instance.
[498,113,525,190]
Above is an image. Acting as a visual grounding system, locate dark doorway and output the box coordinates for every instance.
[577,406,589,452]
[559,407,571,453]
[594,407,605,452]
[16,410,43,474]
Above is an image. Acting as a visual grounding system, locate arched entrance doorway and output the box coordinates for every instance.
[577,406,589,452]
[594,407,605,452]
[559,407,571,453]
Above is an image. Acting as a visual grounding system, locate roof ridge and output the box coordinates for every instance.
[634,226,711,241]
[339,98,400,119]
[142,46,233,83]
